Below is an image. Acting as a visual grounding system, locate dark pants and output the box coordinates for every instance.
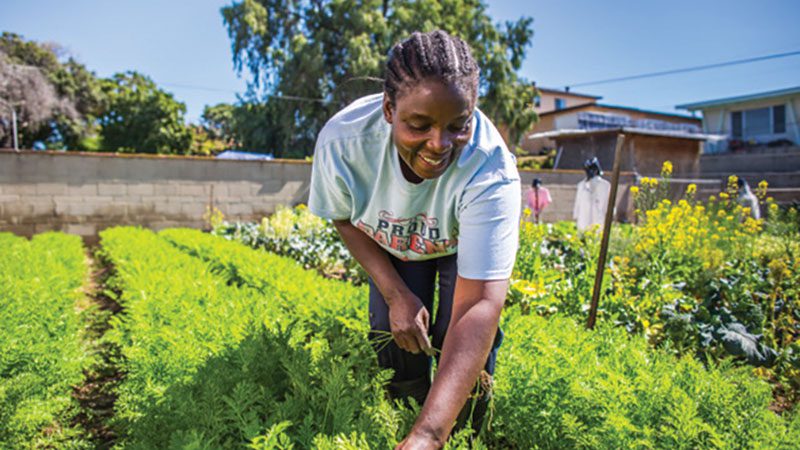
[368,252,503,383]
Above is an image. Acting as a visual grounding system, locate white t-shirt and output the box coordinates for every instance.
[308,94,520,280]
[573,176,610,232]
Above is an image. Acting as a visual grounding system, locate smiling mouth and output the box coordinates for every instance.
[419,154,447,168]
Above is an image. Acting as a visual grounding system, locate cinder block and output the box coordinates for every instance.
[98,183,127,196]
[180,203,207,217]
[30,201,55,215]
[209,184,229,198]
[34,223,60,234]
[0,224,33,237]
[3,203,34,217]
[2,184,37,196]
[66,184,99,196]
[35,183,67,196]
[128,184,155,196]
[66,203,99,216]
[154,183,179,196]
[227,203,254,216]
[178,184,207,196]
[154,202,176,215]
[64,223,96,236]
[114,195,140,203]
[281,162,312,182]
[227,182,253,198]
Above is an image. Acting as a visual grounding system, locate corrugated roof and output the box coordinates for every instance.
[536,87,602,99]
[539,103,700,121]
[528,127,724,141]
[676,86,800,111]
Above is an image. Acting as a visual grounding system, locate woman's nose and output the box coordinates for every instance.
[427,130,453,153]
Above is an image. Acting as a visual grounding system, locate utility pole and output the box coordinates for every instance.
[0,98,19,151]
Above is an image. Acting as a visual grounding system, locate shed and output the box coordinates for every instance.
[529,127,716,176]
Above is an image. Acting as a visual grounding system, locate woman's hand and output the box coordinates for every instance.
[333,220,433,356]
[387,292,433,355]
[395,428,443,450]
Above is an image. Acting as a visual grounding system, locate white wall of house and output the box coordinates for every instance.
[553,113,582,130]
[698,94,800,153]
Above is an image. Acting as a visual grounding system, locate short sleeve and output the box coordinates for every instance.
[308,140,352,220]
[457,177,521,280]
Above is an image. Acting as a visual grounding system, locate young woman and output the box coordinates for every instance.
[308,30,520,449]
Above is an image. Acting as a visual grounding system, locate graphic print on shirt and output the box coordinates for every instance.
[356,210,458,257]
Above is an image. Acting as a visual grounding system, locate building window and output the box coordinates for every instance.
[745,107,770,136]
[731,111,742,138]
[774,104,786,133]
[731,104,786,138]
[534,95,541,107]
[554,98,566,110]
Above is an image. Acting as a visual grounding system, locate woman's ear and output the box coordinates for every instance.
[382,94,394,124]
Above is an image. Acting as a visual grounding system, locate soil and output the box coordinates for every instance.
[71,249,125,449]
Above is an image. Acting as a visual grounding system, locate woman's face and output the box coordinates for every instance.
[383,78,475,182]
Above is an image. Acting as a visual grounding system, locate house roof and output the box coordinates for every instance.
[536,87,602,100]
[528,127,723,141]
[676,86,800,111]
[539,103,700,122]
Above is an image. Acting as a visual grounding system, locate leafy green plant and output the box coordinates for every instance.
[0,232,93,448]
[489,309,800,449]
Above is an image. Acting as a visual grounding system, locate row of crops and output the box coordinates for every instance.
[0,233,93,448]
[4,223,800,448]
[214,171,800,408]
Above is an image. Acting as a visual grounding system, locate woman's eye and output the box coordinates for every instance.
[408,123,430,132]
[449,122,470,133]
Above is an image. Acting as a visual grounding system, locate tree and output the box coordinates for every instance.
[201,103,237,145]
[221,0,538,158]
[0,51,79,148]
[98,71,192,154]
[0,32,104,150]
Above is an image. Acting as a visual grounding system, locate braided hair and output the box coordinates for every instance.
[384,30,480,106]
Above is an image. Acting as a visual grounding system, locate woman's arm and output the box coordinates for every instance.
[397,276,507,449]
[333,220,433,354]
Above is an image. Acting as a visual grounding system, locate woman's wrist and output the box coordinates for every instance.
[404,425,446,449]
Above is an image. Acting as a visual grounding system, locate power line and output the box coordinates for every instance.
[160,76,385,104]
[567,50,800,89]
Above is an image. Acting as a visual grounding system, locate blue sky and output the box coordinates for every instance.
[2,0,799,122]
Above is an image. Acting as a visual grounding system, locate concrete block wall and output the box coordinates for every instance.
[0,150,312,239]
[1,150,640,240]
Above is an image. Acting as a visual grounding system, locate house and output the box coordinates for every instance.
[676,86,800,154]
[522,102,703,157]
[533,87,601,115]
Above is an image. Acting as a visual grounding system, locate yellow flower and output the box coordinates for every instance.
[523,207,532,218]
[770,203,779,212]
[719,192,729,200]
[630,186,639,194]
[709,195,716,202]
[662,161,673,176]
[728,175,738,185]
[686,183,697,195]
[758,180,768,191]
